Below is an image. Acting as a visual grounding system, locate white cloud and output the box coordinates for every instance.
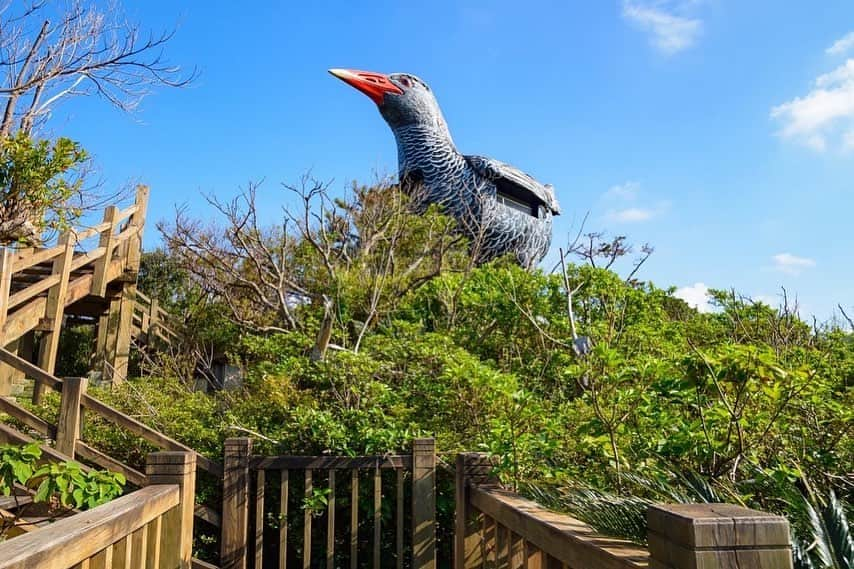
[604,181,640,201]
[772,253,816,276]
[608,207,655,222]
[771,56,854,151]
[827,32,854,56]
[622,1,703,55]
[602,181,669,223]
[675,282,712,312]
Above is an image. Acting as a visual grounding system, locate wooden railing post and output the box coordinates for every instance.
[647,503,793,569]
[33,231,75,403]
[455,453,499,569]
[222,437,252,569]
[125,185,149,275]
[146,450,197,569]
[0,247,11,333]
[412,438,436,569]
[92,205,119,297]
[55,376,86,457]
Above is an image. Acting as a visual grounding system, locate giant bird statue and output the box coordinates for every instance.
[329,69,560,268]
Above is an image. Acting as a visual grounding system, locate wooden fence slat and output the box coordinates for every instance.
[304,469,312,569]
[484,516,497,569]
[280,470,289,569]
[397,468,404,569]
[256,469,265,569]
[146,516,162,569]
[373,465,381,569]
[510,532,524,569]
[327,469,336,569]
[526,542,543,569]
[351,469,358,569]
[498,526,509,569]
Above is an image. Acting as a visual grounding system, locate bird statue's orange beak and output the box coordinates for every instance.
[329,68,403,105]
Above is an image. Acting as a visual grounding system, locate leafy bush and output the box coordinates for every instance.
[0,442,125,540]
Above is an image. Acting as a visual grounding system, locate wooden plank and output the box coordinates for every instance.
[0,347,61,391]
[351,469,358,569]
[412,438,436,569]
[0,396,56,438]
[497,525,509,569]
[0,422,89,470]
[304,469,312,569]
[469,487,648,569]
[255,469,265,569]
[222,438,252,569]
[146,516,162,569]
[92,205,120,297]
[374,465,381,569]
[68,247,107,272]
[192,558,221,569]
[327,469,336,569]
[6,273,60,310]
[280,470,289,569]
[397,468,404,569]
[33,233,74,383]
[251,454,412,471]
[0,485,178,569]
[55,376,87,457]
[145,451,196,569]
[510,533,524,569]
[75,441,147,488]
[526,542,543,569]
[484,516,497,569]
[195,503,222,528]
[133,523,148,569]
[9,243,63,273]
[108,285,136,383]
[81,393,223,477]
[112,534,130,569]
[74,220,112,242]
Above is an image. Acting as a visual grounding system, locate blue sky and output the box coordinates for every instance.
[48,1,854,320]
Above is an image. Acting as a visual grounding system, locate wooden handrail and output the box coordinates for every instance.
[0,484,179,569]
[249,454,413,470]
[0,347,222,478]
[5,273,61,310]
[468,485,648,569]
[80,393,223,478]
[9,243,64,273]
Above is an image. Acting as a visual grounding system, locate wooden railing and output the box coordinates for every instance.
[133,289,180,346]
[0,450,196,569]
[454,453,794,569]
[221,437,436,569]
[0,347,223,538]
[0,186,149,348]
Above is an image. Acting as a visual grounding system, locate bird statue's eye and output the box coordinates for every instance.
[399,76,411,88]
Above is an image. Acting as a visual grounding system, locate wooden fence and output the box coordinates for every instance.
[454,453,794,569]
[221,438,437,569]
[0,450,196,569]
[0,348,224,547]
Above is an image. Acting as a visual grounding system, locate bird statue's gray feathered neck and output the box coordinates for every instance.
[330,68,560,269]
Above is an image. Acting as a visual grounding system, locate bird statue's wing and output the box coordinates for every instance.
[465,155,561,215]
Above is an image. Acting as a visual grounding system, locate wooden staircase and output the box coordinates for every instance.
[0,186,155,399]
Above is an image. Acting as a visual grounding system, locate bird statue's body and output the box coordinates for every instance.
[330,69,560,268]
